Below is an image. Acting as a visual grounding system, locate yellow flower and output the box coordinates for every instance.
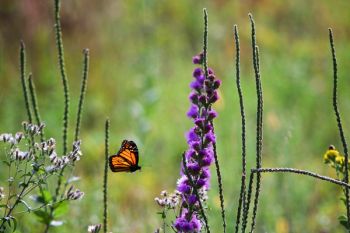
[324,145,340,163]
[336,155,345,166]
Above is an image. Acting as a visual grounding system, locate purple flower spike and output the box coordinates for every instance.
[175,52,221,232]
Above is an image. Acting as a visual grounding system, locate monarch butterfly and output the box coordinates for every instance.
[109,140,141,172]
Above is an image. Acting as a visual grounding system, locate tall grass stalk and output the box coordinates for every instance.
[54,0,70,155]
[233,24,247,233]
[74,49,90,142]
[329,28,350,230]
[19,41,33,123]
[202,9,226,233]
[28,74,44,141]
[103,119,110,233]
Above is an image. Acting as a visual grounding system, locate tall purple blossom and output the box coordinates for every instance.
[174,52,221,232]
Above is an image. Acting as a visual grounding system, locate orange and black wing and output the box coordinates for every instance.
[109,140,141,172]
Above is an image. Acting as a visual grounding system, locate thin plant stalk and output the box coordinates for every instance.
[19,41,33,123]
[45,0,70,231]
[54,0,70,155]
[329,28,350,230]
[103,119,110,233]
[233,24,247,233]
[248,13,264,233]
[202,8,226,232]
[74,49,90,142]
[28,74,44,141]
[241,173,255,233]
[251,168,350,189]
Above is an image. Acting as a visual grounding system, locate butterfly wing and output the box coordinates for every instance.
[109,140,140,172]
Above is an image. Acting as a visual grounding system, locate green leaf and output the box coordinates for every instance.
[338,215,349,229]
[33,190,52,205]
[11,217,17,233]
[53,201,68,218]
[2,160,11,167]
[18,200,31,211]
[20,172,32,179]
[33,210,51,224]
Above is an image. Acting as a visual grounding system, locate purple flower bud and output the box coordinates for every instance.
[203,124,212,134]
[201,168,210,179]
[202,153,213,166]
[198,95,207,105]
[209,91,219,103]
[204,80,212,89]
[190,80,202,91]
[196,178,206,188]
[207,110,217,121]
[213,79,221,89]
[187,105,199,119]
[206,89,213,97]
[192,68,203,78]
[187,162,201,174]
[177,177,191,194]
[208,68,214,75]
[186,128,200,143]
[185,149,196,159]
[190,141,201,152]
[188,194,197,205]
[204,132,216,145]
[194,118,205,129]
[189,92,199,103]
[208,74,215,82]
[192,55,202,65]
[192,52,204,65]
[196,75,205,84]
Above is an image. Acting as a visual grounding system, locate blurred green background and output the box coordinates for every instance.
[1,0,350,232]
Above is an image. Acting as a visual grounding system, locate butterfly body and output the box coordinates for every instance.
[109,140,141,173]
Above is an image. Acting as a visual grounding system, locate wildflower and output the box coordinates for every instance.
[87,224,101,233]
[11,148,31,161]
[174,52,220,232]
[0,133,12,142]
[66,186,84,200]
[155,190,181,209]
[22,122,45,136]
[323,145,339,164]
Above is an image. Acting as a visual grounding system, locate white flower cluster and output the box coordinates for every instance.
[66,185,84,200]
[154,190,181,209]
[10,148,33,161]
[22,122,45,136]
[46,139,82,172]
[0,132,24,145]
